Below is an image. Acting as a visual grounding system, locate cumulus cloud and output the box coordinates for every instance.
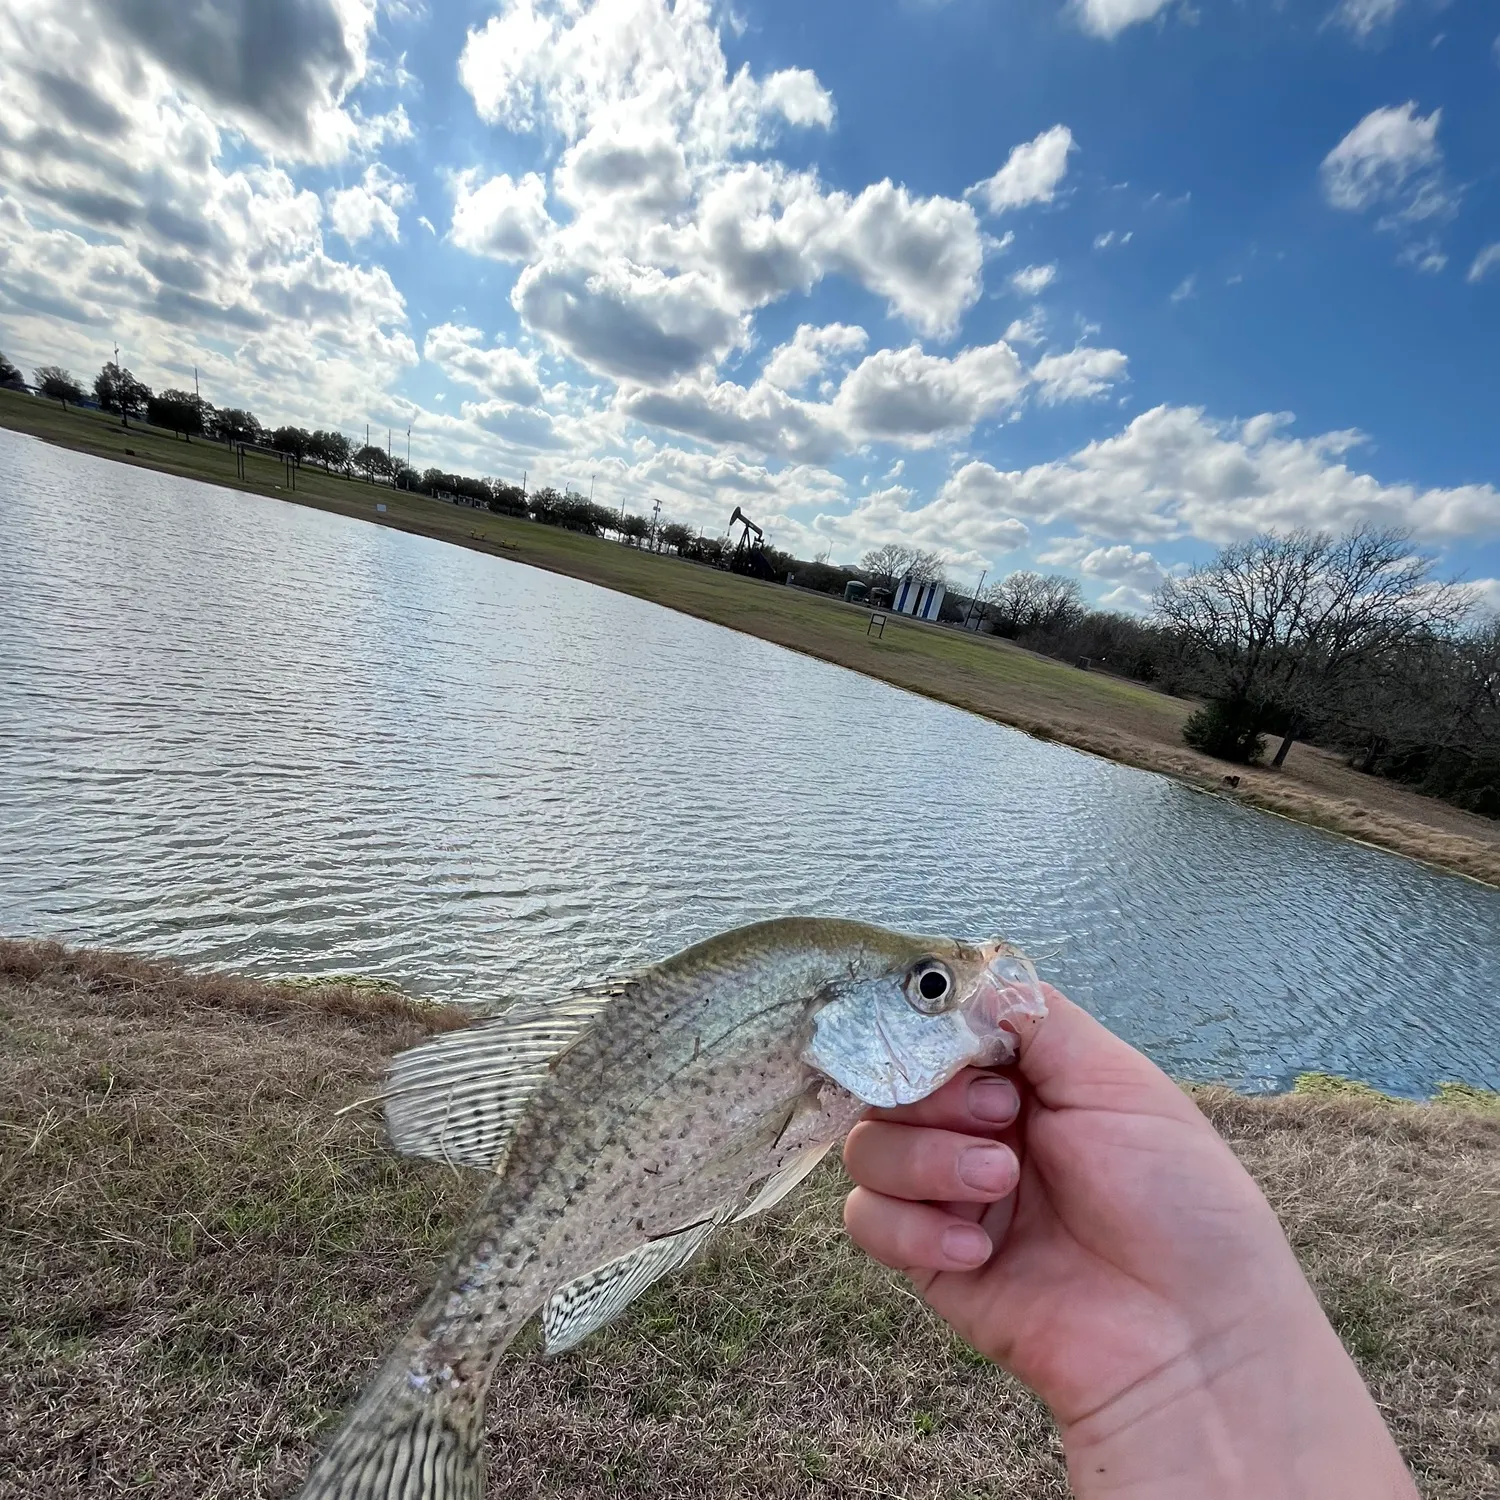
[449,170,553,261]
[832,341,1028,443]
[761,323,868,392]
[423,323,543,404]
[967,125,1076,215]
[934,405,1500,547]
[1011,264,1057,296]
[1071,0,1175,40]
[617,332,1125,462]
[1032,346,1129,403]
[458,0,828,157]
[96,0,382,157]
[327,163,412,243]
[807,485,1030,571]
[514,253,744,384]
[450,0,986,365]
[0,5,417,428]
[1321,102,1454,227]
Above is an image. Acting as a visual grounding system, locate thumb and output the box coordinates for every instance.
[1015,985,1197,1120]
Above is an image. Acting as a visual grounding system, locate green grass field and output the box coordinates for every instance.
[4,387,1498,884]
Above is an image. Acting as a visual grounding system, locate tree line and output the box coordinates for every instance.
[6,353,1492,814]
[968,532,1499,818]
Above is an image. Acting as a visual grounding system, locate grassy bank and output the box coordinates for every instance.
[2,940,1496,1499]
[4,390,1499,886]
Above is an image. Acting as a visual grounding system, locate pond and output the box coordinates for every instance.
[2,426,1497,1096]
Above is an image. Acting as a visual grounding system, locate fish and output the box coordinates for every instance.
[296,916,1046,1500]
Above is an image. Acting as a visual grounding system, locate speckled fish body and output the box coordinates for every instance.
[296,917,1045,1500]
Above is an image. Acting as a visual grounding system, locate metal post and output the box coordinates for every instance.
[963,569,987,630]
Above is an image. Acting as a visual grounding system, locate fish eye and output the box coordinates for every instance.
[907,959,954,1013]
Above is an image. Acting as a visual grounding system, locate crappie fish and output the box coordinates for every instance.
[297,917,1045,1499]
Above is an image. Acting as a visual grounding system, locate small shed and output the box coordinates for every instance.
[892,577,945,622]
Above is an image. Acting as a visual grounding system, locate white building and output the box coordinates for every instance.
[892,576,945,622]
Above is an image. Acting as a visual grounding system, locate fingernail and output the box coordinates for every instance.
[968,1076,1020,1124]
[957,1145,1017,1193]
[941,1224,992,1267]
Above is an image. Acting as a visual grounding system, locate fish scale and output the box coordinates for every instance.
[296,917,1046,1499]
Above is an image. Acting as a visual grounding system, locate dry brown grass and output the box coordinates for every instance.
[5,391,1497,888]
[2,940,1497,1500]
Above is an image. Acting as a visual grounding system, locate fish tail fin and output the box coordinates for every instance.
[296,1335,489,1500]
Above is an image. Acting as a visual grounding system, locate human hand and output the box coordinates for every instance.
[841,985,1418,1500]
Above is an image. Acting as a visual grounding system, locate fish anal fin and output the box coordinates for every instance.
[542,1212,727,1356]
[382,983,628,1170]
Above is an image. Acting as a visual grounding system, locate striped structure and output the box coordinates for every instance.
[892,577,945,621]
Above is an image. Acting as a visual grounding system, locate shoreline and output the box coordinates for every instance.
[2,939,1496,1499]
[4,393,1497,888]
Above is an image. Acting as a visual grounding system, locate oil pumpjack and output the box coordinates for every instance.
[726,505,776,580]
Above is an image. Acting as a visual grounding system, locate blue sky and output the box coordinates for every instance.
[0,0,1496,609]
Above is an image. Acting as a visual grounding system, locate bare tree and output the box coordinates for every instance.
[1155,528,1468,765]
[860,544,945,591]
[983,571,1084,636]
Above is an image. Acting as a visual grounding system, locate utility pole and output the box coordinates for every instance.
[963,568,987,630]
[406,424,412,467]
[589,473,596,503]
[194,365,200,400]
[650,498,661,552]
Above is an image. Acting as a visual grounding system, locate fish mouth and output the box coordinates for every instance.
[959,944,1048,1067]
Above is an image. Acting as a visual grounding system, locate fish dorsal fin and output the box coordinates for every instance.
[542,1212,727,1355]
[382,981,628,1170]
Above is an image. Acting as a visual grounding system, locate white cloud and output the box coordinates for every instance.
[0,5,418,431]
[423,323,542,404]
[806,485,1031,570]
[933,405,1500,548]
[1468,243,1500,284]
[822,180,984,337]
[1170,273,1197,302]
[327,163,412,243]
[514,252,744,384]
[1011,263,1057,296]
[1005,310,1046,347]
[1032,346,1129,403]
[93,0,384,160]
[1321,102,1453,225]
[458,0,826,158]
[619,329,1125,462]
[1072,0,1175,40]
[449,170,553,261]
[758,67,835,129]
[1093,229,1132,249]
[832,340,1028,443]
[761,323,868,392]
[967,125,1076,215]
[1331,0,1402,41]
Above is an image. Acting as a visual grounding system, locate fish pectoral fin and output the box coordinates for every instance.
[541,1210,730,1356]
[733,1138,838,1222]
[381,981,630,1171]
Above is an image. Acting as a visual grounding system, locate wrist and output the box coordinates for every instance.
[1058,1285,1417,1500]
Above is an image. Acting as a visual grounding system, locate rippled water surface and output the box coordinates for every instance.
[2,428,1498,1094]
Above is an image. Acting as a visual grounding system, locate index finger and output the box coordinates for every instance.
[865,1066,1022,1135]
